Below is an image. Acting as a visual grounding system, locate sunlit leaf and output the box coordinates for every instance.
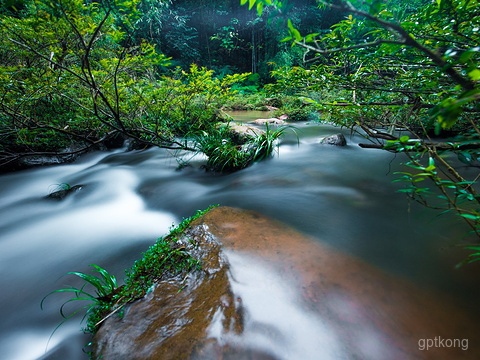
[468,69,480,81]
[257,2,263,16]
[460,214,479,220]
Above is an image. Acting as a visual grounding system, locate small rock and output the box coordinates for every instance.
[46,185,84,200]
[265,105,279,111]
[224,123,265,143]
[320,134,347,146]
[250,118,287,126]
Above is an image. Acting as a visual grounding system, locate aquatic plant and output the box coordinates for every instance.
[40,264,118,346]
[250,123,298,162]
[194,123,297,172]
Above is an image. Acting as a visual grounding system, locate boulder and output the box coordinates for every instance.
[224,123,265,143]
[92,224,242,360]
[320,133,347,146]
[93,207,480,360]
[249,118,287,126]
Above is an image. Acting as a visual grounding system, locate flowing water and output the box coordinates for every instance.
[1,113,479,359]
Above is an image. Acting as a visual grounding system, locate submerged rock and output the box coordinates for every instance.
[46,184,84,200]
[320,133,347,146]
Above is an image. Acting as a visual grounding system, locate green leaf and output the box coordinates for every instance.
[468,69,480,81]
[257,2,263,16]
[304,33,319,43]
[298,96,317,104]
[459,50,474,63]
[287,19,295,33]
[458,151,473,164]
[241,0,248,4]
[249,0,256,10]
[460,214,479,220]
[291,28,302,42]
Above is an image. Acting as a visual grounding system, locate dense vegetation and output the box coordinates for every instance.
[17,1,477,356]
[0,0,301,172]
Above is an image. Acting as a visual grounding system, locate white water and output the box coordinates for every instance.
[0,120,478,359]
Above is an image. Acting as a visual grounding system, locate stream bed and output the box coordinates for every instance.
[0,115,479,359]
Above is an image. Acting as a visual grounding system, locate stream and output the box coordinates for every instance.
[1,112,479,359]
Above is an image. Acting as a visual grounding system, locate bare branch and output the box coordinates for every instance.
[297,38,405,57]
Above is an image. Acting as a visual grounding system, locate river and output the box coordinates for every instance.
[0,113,478,359]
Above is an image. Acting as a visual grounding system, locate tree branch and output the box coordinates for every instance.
[316,0,476,91]
[296,38,405,57]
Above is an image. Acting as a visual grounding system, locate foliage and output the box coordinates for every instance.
[0,0,174,159]
[42,205,218,338]
[210,18,243,53]
[160,64,249,135]
[193,122,295,172]
[0,0,254,171]
[40,264,119,345]
[222,91,271,110]
[251,122,297,159]
[388,136,480,237]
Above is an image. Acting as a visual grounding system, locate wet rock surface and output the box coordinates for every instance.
[46,185,84,200]
[193,207,480,359]
[249,118,287,126]
[226,123,265,143]
[320,133,347,146]
[93,224,242,360]
[93,207,480,359]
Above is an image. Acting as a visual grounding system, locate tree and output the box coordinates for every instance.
[0,0,253,170]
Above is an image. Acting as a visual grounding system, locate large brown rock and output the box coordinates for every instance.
[92,224,242,360]
[93,207,480,360]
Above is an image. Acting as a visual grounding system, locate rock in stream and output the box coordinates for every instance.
[93,206,480,360]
